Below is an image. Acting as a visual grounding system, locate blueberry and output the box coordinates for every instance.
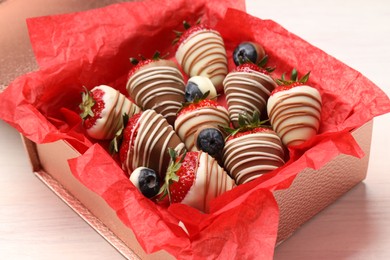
[185,81,203,102]
[196,127,225,159]
[233,42,265,66]
[130,167,160,198]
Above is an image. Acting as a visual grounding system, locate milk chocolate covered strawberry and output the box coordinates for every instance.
[174,99,229,151]
[126,52,186,125]
[223,112,285,185]
[223,57,277,128]
[119,109,185,178]
[175,21,228,92]
[158,148,235,212]
[267,69,322,147]
[79,85,141,140]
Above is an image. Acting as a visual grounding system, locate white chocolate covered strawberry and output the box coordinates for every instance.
[175,22,228,93]
[126,53,186,125]
[174,99,229,151]
[267,69,322,147]
[158,149,235,213]
[79,85,141,140]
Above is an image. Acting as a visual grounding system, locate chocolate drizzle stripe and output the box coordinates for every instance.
[272,110,321,132]
[124,111,142,173]
[224,142,285,170]
[180,32,225,68]
[224,71,275,93]
[175,107,230,150]
[223,71,276,125]
[142,117,166,171]
[268,98,322,121]
[235,165,279,184]
[141,88,184,108]
[125,110,183,176]
[176,30,227,88]
[132,110,157,169]
[99,89,121,138]
[268,87,322,146]
[223,133,285,184]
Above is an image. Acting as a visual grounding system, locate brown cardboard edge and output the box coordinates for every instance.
[20,120,373,258]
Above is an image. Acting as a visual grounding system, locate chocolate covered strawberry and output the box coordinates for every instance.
[119,109,185,178]
[267,69,322,147]
[174,98,229,151]
[79,85,141,140]
[158,148,235,212]
[223,56,277,128]
[175,21,228,93]
[223,112,285,185]
[126,52,186,125]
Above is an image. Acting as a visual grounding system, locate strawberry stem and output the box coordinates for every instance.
[108,113,130,155]
[156,148,187,202]
[221,111,270,140]
[79,86,95,120]
[276,68,311,86]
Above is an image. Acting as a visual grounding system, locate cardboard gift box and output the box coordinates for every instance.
[1,0,390,259]
[21,120,373,259]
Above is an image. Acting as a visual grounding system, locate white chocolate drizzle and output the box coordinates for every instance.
[126,61,185,125]
[123,109,185,177]
[223,132,285,185]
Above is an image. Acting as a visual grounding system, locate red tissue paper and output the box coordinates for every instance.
[1,0,390,259]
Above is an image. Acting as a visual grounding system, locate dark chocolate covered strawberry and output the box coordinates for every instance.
[267,69,322,147]
[223,112,285,185]
[175,21,228,93]
[79,85,141,140]
[126,52,186,125]
[158,148,235,212]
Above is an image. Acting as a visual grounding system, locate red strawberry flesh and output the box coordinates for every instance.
[83,89,105,129]
[119,113,142,166]
[271,82,304,95]
[177,99,219,117]
[227,127,272,142]
[176,24,211,50]
[127,59,155,80]
[234,63,269,75]
[170,151,198,203]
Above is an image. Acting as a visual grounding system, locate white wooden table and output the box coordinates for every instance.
[1,0,389,259]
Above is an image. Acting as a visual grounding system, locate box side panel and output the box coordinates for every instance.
[32,141,173,260]
[274,120,373,244]
[24,120,373,256]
